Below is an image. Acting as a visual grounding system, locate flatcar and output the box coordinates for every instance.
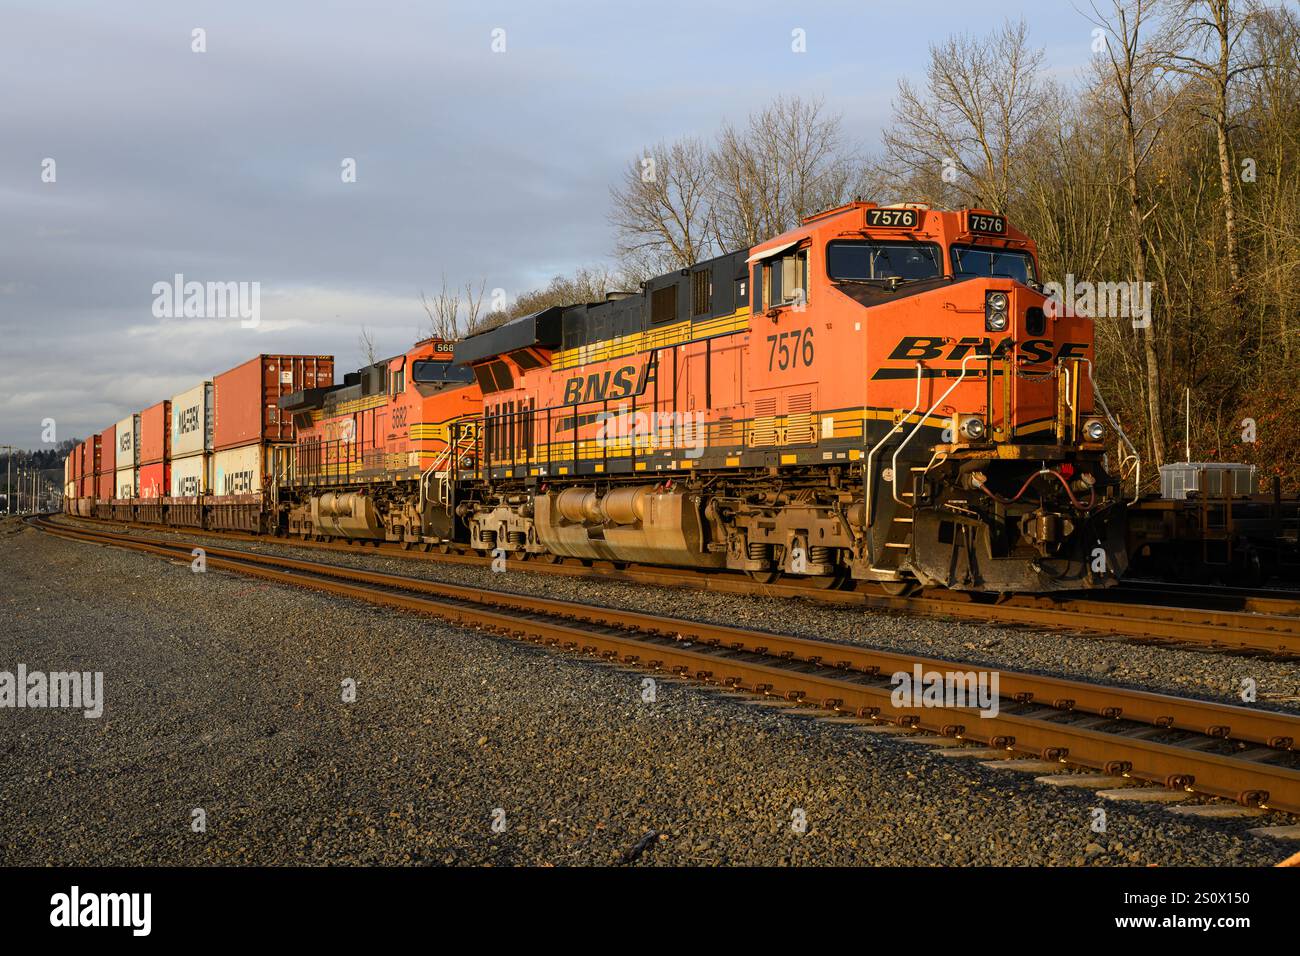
[449,202,1135,593]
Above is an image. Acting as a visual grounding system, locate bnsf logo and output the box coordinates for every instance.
[561,364,648,405]
[223,469,255,495]
[888,336,1089,364]
[177,405,201,435]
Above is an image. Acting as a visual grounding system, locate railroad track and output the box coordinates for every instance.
[49,514,1300,659]
[31,514,1300,817]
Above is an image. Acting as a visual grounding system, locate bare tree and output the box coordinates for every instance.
[1156,0,1262,305]
[1086,0,1178,465]
[420,274,461,341]
[462,278,492,336]
[882,19,1053,212]
[358,326,377,365]
[610,137,716,279]
[711,96,865,249]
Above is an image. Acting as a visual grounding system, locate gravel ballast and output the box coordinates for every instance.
[2,517,1295,866]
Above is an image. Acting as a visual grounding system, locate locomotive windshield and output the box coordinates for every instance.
[412,360,475,384]
[951,245,1038,284]
[826,241,943,282]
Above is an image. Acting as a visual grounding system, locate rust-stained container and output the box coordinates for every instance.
[139,400,171,465]
[97,425,116,477]
[213,354,334,450]
[138,461,170,499]
[96,468,114,502]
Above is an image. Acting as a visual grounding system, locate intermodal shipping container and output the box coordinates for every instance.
[115,414,140,469]
[171,383,213,458]
[212,443,269,497]
[97,425,116,477]
[213,355,334,450]
[96,468,114,502]
[170,452,210,497]
[139,400,171,464]
[115,467,137,500]
[138,461,170,499]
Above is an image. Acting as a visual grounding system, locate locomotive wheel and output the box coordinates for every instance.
[746,569,782,584]
[878,580,917,597]
[538,552,561,564]
[805,571,848,590]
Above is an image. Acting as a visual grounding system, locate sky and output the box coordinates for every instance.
[0,0,1101,448]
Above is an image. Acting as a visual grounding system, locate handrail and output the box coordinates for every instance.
[863,362,923,531]
[891,353,981,507]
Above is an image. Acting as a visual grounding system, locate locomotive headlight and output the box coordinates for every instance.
[960,416,986,440]
[1084,419,1106,442]
[985,291,1009,331]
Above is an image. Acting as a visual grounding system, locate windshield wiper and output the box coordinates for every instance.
[835,275,946,291]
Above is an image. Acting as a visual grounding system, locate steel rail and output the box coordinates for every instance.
[51,514,1300,657]
[34,516,1300,815]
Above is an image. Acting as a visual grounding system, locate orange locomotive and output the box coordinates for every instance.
[451,202,1135,592]
[276,337,482,544]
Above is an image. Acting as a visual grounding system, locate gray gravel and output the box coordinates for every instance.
[1,516,1296,865]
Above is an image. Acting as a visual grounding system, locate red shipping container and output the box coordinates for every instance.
[90,434,102,479]
[98,425,116,476]
[138,461,170,499]
[213,354,334,450]
[97,469,114,502]
[139,400,171,464]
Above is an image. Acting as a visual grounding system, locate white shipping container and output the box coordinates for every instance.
[170,452,210,498]
[171,382,214,458]
[115,413,141,468]
[115,467,137,500]
[212,443,266,497]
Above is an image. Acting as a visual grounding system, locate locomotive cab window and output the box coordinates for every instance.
[413,360,476,385]
[826,240,942,282]
[768,250,808,306]
[950,245,1038,285]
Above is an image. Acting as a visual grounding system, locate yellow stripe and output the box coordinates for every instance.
[550,307,751,371]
